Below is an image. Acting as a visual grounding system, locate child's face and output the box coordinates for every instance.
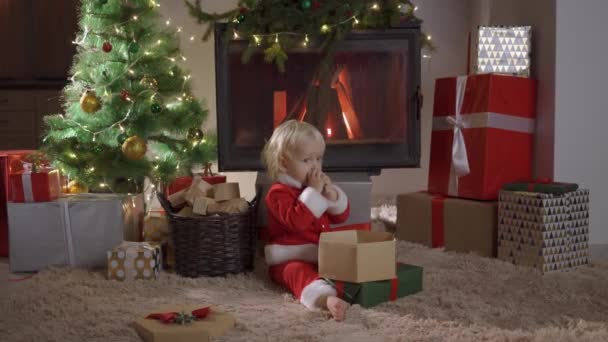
[281,140,324,185]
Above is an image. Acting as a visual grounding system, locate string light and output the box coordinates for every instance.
[177,27,182,33]
[275,34,279,43]
[321,24,330,33]
[427,35,432,41]
[371,3,380,10]
[303,34,309,47]
[254,35,261,45]
[414,6,418,11]
[132,15,139,21]
[165,19,171,26]
[189,35,195,41]
[89,167,95,172]
[100,183,107,188]
[354,17,359,25]
[234,30,240,39]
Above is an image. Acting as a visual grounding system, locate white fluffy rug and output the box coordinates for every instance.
[2,215,608,341]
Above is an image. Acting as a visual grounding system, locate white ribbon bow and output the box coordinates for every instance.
[447,76,471,196]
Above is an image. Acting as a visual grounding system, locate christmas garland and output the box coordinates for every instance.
[186,0,434,72]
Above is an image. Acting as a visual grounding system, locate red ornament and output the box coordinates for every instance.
[102,41,112,53]
[120,89,130,101]
[312,1,321,9]
[239,6,248,13]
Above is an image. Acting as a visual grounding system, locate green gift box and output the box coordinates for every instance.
[327,263,423,308]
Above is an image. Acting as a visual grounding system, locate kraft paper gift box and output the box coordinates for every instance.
[319,230,396,283]
[134,305,235,342]
[327,263,423,308]
[428,74,537,200]
[7,193,144,272]
[497,189,590,273]
[396,192,497,258]
[107,241,162,281]
[0,150,35,257]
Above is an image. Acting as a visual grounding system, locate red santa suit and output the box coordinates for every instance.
[264,173,350,309]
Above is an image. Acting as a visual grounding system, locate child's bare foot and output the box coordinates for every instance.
[326,296,349,321]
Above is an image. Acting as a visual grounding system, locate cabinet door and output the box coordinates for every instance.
[0,0,34,79]
[32,0,79,79]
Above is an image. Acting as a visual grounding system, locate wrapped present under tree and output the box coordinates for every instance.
[428,74,536,200]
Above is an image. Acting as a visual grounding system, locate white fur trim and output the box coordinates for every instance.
[326,185,348,216]
[299,187,328,218]
[264,244,318,266]
[300,279,337,309]
[277,173,302,189]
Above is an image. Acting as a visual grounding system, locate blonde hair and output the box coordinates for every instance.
[262,120,325,180]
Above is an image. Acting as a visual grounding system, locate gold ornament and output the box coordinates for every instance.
[80,90,102,113]
[139,76,158,91]
[121,135,147,160]
[68,180,88,194]
[187,127,204,142]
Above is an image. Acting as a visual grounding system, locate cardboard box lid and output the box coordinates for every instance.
[134,305,234,342]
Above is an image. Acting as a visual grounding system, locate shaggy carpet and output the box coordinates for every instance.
[1,210,608,342]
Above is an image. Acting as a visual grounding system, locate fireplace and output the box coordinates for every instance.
[215,22,422,172]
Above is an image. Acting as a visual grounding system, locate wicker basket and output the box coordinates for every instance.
[157,192,257,277]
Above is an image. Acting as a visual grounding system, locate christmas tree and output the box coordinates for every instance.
[43,0,215,194]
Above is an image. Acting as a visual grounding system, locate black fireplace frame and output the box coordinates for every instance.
[215,21,422,173]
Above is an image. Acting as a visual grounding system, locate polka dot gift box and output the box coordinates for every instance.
[107,241,161,281]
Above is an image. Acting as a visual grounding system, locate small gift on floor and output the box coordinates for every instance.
[396,192,498,258]
[497,189,590,273]
[134,305,235,342]
[326,263,423,308]
[143,209,169,242]
[107,241,162,281]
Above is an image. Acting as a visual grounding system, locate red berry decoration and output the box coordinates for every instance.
[239,6,248,13]
[102,41,112,53]
[312,1,321,9]
[120,89,130,101]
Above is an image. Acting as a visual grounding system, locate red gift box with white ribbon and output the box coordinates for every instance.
[9,165,61,203]
[1,150,35,256]
[428,74,537,200]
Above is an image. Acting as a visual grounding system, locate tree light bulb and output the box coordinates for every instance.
[177,27,182,33]
[354,17,359,24]
[89,167,95,172]
[321,24,330,33]
[275,34,279,43]
[414,6,418,11]
[166,19,171,26]
[189,35,195,41]
[371,3,380,10]
[427,35,432,41]
[157,39,162,45]
[132,15,138,21]
[254,35,261,45]
[100,183,107,187]
[234,31,240,39]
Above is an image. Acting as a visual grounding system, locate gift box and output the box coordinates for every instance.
[327,263,423,308]
[107,241,162,281]
[319,230,395,283]
[134,305,235,342]
[502,179,578,196]
[0,150,35,257]
[497,189,590,273]
[396,192,497,258]
[165,175,226,196]
[428,74,536,200]
[8,193,144,272]
[10,169,61,203]
[144,209,170,242]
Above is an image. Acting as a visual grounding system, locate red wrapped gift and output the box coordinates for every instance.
[165,175,227,195]
[9,168,61,203]
[1,150,35,256]
[428,74,536,200]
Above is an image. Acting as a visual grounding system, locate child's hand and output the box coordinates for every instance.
[306,168,325,193]
[321,173,338,201]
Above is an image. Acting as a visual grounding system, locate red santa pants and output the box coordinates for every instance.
[268,261,336,309]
